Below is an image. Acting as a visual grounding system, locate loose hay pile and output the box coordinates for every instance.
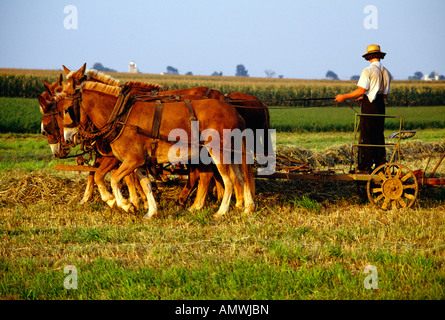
[0,172,83,206]
[276,140,445,169]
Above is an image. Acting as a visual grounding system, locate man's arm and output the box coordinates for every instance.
[335,87,366,103]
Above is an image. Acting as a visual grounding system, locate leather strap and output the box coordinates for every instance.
[151,100,163,139]
[184,99,197,121]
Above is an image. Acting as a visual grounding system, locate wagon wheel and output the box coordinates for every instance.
[367,163,418,210]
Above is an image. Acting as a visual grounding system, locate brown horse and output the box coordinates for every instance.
[38,76,146,210]
[61,65,266,212]
[59,77,255,218]
[61,65,228,211]
[176,92,272,207]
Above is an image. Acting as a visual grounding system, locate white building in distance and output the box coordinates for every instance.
[129,61,138,73]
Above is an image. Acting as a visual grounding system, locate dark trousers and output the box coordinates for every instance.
[358,94,386,171]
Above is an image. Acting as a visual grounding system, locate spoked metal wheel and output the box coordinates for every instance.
[367,163,419,210]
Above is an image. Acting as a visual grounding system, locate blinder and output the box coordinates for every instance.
[42,100,62,145]
[63,89,82,128]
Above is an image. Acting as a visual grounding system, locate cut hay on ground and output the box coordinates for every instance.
[1,141,443,207]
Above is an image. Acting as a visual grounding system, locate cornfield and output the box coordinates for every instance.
[1,69,445,106]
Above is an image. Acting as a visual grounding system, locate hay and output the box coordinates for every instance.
[276,140,445,169]
[0,172,84,206]
[0,171,186,208]
[395,140,445,161]
[1,140,443,207]
[276,144,352,168]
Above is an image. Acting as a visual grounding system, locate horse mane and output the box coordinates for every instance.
[53,91,67,102]
[80,81,121,97]
[125,81,164,92]
[85,69,121,86]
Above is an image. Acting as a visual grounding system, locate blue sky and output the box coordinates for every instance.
[0,0,444,79]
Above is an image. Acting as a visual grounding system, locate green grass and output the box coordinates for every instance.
[269,106,445,132]
[0,97,41,133]
[1,97,445,134]
[276,128,445,151]
[0,133,77,171]
[1,197,444,300]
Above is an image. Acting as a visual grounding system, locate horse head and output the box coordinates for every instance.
[38,94,70,158]
[58,73,86,146]
[42,74,63,101]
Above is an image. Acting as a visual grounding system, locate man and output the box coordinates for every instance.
[335,44,392,173]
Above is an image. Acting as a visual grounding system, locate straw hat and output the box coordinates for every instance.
[362,44,386,58]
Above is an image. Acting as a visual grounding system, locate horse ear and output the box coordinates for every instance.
[79,63,86,75]
[43,80,52,95]
[62,65,71,75]
[70,63,87,80]
[57,73,63,86]
[37,95,49,114]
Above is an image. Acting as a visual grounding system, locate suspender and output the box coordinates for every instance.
[372,65,386,94]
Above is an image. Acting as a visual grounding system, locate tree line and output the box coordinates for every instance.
[94,62,444,80]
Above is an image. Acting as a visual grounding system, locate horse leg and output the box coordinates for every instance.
[94,157,120,208]
[212,163,235,218]
[123,172,140,211]
[230,164,245,210]
[178,165,198,207]
[110,161,140,213]
[135,167,158,219]
[211,165,225,200]
[80,172,95,204]
[133,172,148,210]
[241,161,256,214]
[189,168,214,211]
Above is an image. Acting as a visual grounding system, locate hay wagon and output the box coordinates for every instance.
[54,112,444,211]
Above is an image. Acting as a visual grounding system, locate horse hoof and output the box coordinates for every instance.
[144,211,157,219]
[132,202,140,211]
[244,204,255,214]
[106,199,116,208]
[122,203,134,213]
[235,203,244,211]
[213,212,225,219]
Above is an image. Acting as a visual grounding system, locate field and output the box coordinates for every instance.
[0,70,444,302]
[2,68,445,106]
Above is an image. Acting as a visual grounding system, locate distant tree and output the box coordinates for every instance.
[93,62,116,72]
[235,64,249,77]
[408,71,423,80]
[185,71,193,76]
[326,70,339,80]
[350,75,360,81]
[278,75,284,79]
[166,66,179,75]
[439,75,445,80]
[265,69,276,78]
[211,71,223,76]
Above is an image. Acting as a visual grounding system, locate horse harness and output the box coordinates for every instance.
[65,84,199,166]
[42,103,62,145]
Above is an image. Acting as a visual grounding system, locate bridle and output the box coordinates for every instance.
[42,100,63,145]
[63,89,83,129]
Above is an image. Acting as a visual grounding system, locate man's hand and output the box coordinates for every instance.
[335,94,346,103]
